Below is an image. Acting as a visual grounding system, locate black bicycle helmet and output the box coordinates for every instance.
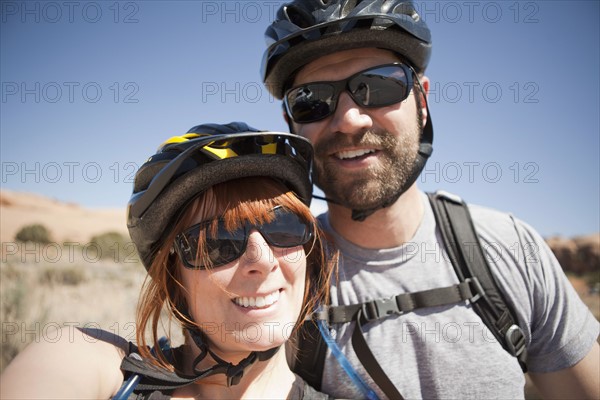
[127,122,314,270]
[261,0,432,99]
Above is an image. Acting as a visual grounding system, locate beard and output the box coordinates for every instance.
[313,119,422,211]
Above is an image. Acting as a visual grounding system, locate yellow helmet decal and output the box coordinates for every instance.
[202,146,239,159]
[159,133,202,149]
[157,133,281,159]
[261,142,278,154]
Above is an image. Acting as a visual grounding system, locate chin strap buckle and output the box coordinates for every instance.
[225,352,258,386]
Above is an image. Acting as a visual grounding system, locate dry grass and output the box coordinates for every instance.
[0,247,147,371]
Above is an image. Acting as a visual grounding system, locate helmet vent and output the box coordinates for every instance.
[392,2,420,22]
[283,5,314,28]
[341,0,359,17]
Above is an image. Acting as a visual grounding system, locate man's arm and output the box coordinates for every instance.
[529,341,600,399]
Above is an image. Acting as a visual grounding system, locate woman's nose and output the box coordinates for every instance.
[239,230,277,274]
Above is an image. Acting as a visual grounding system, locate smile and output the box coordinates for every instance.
[233,290,280,309]
[335,148,376,160]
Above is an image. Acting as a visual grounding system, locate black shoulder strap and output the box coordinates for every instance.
[292,320,328,390]
[428,191,527,370]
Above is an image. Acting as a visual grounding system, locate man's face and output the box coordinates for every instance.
[289,48,428,211]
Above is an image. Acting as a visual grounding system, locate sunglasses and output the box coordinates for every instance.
[284,63,417,124]
[173,206,313,269]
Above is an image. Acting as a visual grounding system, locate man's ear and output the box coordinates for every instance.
[419,75,430,127]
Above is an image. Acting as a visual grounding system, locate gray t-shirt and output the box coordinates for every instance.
[318,192,599,399]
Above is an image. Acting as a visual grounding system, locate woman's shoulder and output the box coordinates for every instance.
[0,326,128,399]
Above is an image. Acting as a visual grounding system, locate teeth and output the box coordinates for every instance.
[336,149,375,160]
[234,290,280,309]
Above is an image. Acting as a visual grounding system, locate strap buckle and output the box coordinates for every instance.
[311,307,330,322]
[505,324,527,358]
[360,297,402,323]
[464,277,485,303]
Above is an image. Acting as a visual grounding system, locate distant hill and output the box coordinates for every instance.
[0,190,128,244]
[546,234,599,276]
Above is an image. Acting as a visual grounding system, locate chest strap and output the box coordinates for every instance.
[313,278,484,400]
[317,278,483,325]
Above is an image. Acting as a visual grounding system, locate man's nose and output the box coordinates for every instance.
[328,91,373,135]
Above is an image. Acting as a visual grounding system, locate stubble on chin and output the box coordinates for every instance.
[313,128,420,210]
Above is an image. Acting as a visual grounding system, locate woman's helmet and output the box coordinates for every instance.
[127,121,314,270]
[261,0,432,98]
[122,122,315,389]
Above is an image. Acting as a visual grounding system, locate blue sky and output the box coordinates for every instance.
[1,0,599,238]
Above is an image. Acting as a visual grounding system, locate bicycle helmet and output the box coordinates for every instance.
[127,122,314,270]
[261,0,432,99]
[261,0,433,221]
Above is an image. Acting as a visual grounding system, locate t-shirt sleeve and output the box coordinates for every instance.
[510,217,599,373]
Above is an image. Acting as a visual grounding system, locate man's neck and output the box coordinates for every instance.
[327,185,424,249]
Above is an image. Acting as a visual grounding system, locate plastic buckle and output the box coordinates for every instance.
[361,297,401,322]
[226,367,244,387]
[505,324,526,357]
[309,307,329,322]
[226,353,257,386]
[465,277,485,303]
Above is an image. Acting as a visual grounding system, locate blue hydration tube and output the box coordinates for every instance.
[112,337,170,400]
[317,319,379,400]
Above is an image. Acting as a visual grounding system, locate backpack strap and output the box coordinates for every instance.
[293,277,483,396]
[293,319,328,390]
[427,191,527,370]
[292,191,528,398]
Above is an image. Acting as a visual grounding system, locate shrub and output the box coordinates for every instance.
[89,231,136,262]
[38,266,87,286]
[15,224,52,244]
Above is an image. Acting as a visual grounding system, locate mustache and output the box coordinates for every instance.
[313,130,397,157]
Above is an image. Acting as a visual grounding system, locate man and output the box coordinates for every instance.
[261,1,599,399]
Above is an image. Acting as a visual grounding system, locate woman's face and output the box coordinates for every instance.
[178,209,308,359]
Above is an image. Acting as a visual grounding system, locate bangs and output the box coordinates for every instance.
[173,177,314,269]
[191,177,311,232]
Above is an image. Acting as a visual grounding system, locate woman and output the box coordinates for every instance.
[0,122,335,399]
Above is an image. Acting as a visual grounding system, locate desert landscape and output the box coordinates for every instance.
[1,189,598,396]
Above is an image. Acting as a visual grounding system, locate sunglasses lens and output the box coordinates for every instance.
[205,225,246,268]
[177,223,246,269]
[286,84,336,123]
[175,208,312,269]
[286,64,412,123]
[261,208,312,247]
[175,225,202,268]
[349,65,410,107]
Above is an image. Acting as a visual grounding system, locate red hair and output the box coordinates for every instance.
[135,177,335,369]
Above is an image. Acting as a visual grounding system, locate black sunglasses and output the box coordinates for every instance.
[173,206,313,269]
[284,63,417,124]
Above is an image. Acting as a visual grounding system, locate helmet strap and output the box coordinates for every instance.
[186,326,280,387]
[350,139,432,221]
